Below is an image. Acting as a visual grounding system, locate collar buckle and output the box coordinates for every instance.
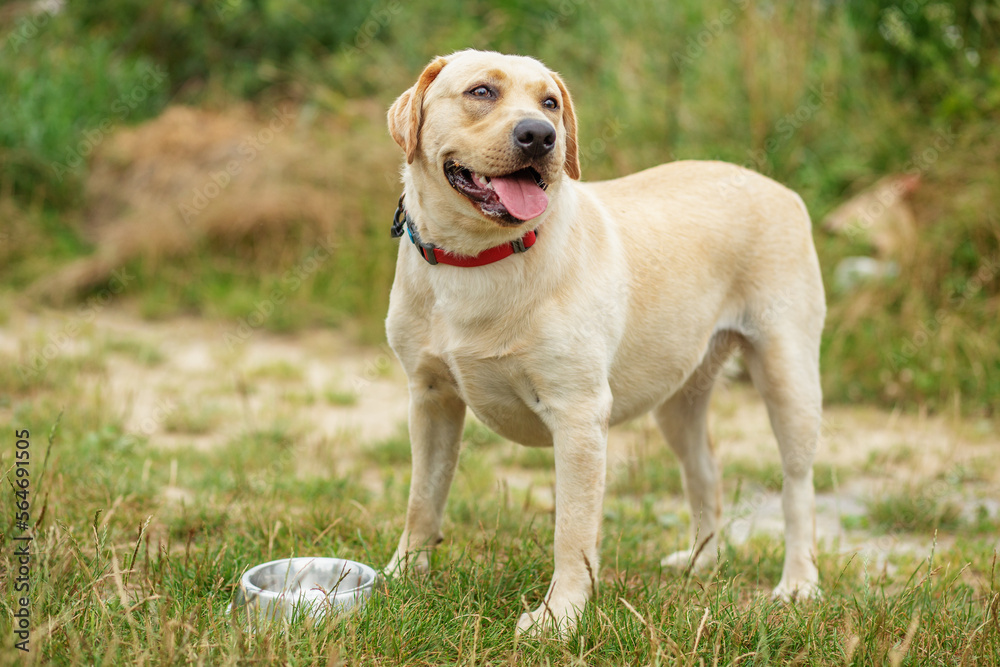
[408,229,439,265]
[390,194,406,239]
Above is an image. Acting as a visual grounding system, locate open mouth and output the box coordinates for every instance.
[444,160,549,223]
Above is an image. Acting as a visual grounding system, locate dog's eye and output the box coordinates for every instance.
[469,85,494,98]
[542,97,559,110]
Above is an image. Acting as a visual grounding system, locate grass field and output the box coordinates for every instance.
[2,312,998,665]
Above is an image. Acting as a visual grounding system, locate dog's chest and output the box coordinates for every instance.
[443,350,554,447]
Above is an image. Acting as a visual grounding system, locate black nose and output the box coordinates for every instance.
[513,119,556,158]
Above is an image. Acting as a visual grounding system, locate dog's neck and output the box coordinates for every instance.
[399,165,575,256]
[397,181,585,309]
[393,195,539,267]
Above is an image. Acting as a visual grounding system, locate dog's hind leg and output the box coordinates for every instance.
[743,324,822,600]
[655,332,738,573]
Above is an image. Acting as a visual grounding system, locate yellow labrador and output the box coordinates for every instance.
[384,50,825,635]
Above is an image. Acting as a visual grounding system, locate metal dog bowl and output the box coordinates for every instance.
[230,557,377,622]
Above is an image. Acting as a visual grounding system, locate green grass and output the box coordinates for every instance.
[865,444,919,471]
[325,387,359,407]
[510,447,556,471]
[163,400,224,436]
[608,455,684,497]
[0,22,166,209]
[3,411,1000,665]
[1,1,999,413]
[246,360,306,382]
[362,424,412,467]
[281,389,319,406]
[463,419,505,449]
[722,459,844,494]
[101,336,166,366]
[2,335,1000,665]
[865,484,965,533]
[122,234,398,340]
[0,348,106,398]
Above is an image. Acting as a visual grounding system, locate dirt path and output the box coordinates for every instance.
[3,306,997,570]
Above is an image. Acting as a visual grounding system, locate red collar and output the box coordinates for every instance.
[391,195,538,267]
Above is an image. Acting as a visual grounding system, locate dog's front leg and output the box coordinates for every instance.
[385,379,466,576]
[517,399,610,637]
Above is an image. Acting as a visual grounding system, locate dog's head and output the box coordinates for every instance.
[388,50,579,237]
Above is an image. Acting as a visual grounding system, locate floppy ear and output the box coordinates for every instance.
[552,72,580,180]
[387,56,448,164]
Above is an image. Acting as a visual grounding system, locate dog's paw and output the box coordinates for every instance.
[383,549,430,579]
[771,579,821,602]
[660,545,717,573]
[515,606,578,639]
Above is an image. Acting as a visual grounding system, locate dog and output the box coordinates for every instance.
[383,50,825,636]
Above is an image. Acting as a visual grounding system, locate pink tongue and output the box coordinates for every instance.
[490,171,548,221]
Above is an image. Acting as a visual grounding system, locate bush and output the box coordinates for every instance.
[847,0,1000,120]
[63,0,376,98]
[0,17,168,209]
[1,0,998,414]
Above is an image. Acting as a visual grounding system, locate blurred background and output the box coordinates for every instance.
[2,0,998,416]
